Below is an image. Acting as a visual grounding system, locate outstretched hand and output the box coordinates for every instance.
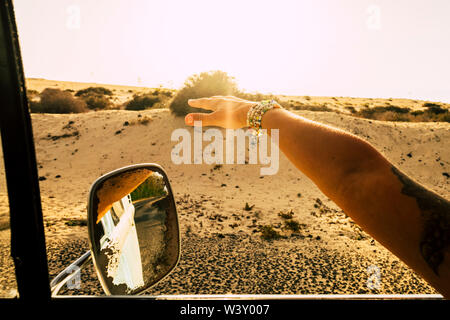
[184,96,256,129]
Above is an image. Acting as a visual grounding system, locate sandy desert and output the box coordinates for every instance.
[1,78,449,297]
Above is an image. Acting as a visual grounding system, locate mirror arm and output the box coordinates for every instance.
[50,250,92,297]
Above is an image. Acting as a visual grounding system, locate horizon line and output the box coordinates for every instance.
[25,77,450,105]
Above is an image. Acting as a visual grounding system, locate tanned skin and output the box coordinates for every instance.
[185,96,450,298]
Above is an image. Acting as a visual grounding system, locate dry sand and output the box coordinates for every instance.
[0,79,449,297]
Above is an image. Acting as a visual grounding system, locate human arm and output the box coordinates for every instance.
[185,96,450,297]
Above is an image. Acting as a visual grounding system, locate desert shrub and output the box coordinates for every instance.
[345,106,357,113]
[28,100,41,113]
[423,102,441,109]
[278,209,294,220]
[30,88,86,113]
[281,101,293,109]
[151,88,173,98]
[75,86,113,97]
[161,90,173,97]
[352,103,449,123]
[168,70,296,115]
[125,93,160,110]
[65,219,87,227]
[292,104,333,112]
[169,70,239,116]
[424,103,447,115]
[80,92,112,110]
[438,113,450,122]
[284,219,302,232]
[235,92,295,109]
[235,91,276,102]
[258,225,282,240]
[74,87,113,110]
[375,111,411,122]
[244,202,255,211]
[26,89,39,99]
[356,106,410,119]
[0,212,10,231]
[383,105,411,113]
[27,89,40,111]
[128,115,153,126]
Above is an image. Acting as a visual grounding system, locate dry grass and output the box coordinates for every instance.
[128,115,153,126]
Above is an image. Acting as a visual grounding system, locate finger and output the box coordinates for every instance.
[185,112,217,127]
[188,98,219,111]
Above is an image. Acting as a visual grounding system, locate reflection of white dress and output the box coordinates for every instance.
[100,195,145,292]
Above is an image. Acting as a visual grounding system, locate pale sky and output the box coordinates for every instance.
[13,0,450,102]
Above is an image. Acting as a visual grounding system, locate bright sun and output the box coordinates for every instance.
[131,0,319,93]
[14,0,450,101]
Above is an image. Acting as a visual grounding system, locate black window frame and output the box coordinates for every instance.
[0,0,447,311]
[0,0,50,302]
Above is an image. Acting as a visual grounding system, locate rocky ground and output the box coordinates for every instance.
[7,233,434,296]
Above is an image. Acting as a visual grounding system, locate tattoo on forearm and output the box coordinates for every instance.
[391,166,450,276]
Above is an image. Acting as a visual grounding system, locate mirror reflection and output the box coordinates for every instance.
[91,167,179,295]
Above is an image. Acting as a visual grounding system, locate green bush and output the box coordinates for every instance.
[30,88,87,113]
[169,70,239,116]
[75,86,113,97]
[130,175,167,201]
[125,93,160,110]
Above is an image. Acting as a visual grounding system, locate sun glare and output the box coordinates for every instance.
[13,0,450,101]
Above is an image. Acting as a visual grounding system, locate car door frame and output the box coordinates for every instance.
[0,0,446,308]
[0,0,51,302]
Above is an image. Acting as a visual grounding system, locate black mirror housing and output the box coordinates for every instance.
[87,164,180,295]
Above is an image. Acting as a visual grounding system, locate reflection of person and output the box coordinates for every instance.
[99,195,144,293]
[185,96,450,298]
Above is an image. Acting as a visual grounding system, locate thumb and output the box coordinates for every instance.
[185,113,215,127]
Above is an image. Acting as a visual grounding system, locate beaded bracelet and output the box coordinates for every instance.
[246,99,282,135]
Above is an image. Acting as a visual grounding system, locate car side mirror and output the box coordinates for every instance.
[87,164,180,295]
